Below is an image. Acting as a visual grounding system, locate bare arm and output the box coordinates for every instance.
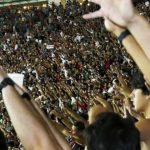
[0,67,68,150]
[32,102,71,150]
[12,78,71,150]
[52,121,71,137]
[2,86,61,150]
[64,106,88,126]
[116,31,150,84]
[117,74,131,98]
[105,19,150,84]
[127,13,150,62]
[83,0,150,80]
[94,96,113,111]
[51,110,73,130]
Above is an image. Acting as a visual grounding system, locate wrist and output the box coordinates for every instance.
[117,30,131,44]
[126,12,139,29]
[0,77,15,92]
[113,28,126,37]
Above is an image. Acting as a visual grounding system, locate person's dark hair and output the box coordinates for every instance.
[131,69,149,95]
[74,121,85,131]
[84,112,140,150]
[0,130,8,150]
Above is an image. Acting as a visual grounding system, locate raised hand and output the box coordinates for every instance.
[104,19,125,35]
[83,0,135,27]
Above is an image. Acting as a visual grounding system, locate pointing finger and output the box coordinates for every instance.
[83,10,103,19]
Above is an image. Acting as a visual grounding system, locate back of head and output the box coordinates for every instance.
[0,130,8,150]
[84,112,140,150]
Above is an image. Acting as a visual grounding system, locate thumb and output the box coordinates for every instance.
[83,10,103,19]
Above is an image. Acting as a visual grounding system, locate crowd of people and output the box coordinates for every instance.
[0,0,150,150]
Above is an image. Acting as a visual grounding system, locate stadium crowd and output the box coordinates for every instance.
[0,0,150,150]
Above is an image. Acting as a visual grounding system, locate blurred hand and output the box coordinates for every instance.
[83,0,135,27]
[124,98,132,111]
[104,19,125,35]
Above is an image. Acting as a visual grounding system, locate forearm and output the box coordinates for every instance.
[114,29,150,83]
[65,107,87,125]
[94,97,112,110]
[2,86,61,150]
[16,85,69,149]
[52,121,72,137]
[51,110,72,129]
[127,13,150,61]
[61,118,73,130]
[32,101,71,150]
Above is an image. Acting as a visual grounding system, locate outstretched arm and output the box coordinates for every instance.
[0,67,70,150]
[32,102,71,150]
[104,19,150,84]
[127,12,150,61]
[64,106,88,126]
[83,0,150,63]
[94,95,113,111]
[50,109,73,130]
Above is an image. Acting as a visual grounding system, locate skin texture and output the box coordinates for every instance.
[83,0,135,27]
[83,0,150,65]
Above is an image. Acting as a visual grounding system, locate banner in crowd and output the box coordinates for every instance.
[8,73,24,87]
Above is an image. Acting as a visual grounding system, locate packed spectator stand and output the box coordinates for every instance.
[0,0,150,149]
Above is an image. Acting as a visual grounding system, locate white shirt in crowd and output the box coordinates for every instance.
[74,34,84,42]
[14,44,18,50]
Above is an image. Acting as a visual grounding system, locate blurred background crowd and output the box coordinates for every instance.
[0,0,149,149]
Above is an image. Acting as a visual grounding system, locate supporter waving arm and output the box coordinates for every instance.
[104,19,150,84]
[94,95,113,111]
[0,67,70,150]
[64,106,88,126]
[83,0,150,81]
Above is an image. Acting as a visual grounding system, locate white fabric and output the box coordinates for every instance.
[8,73,24,87]
[145,1,149,7]
[15,44,18,50]
[74,34,84,42]
[71,97,76,105]
[108,86,114,93]
[46,44,54,49]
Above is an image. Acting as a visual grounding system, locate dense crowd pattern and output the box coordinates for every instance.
[0,1,149,149]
